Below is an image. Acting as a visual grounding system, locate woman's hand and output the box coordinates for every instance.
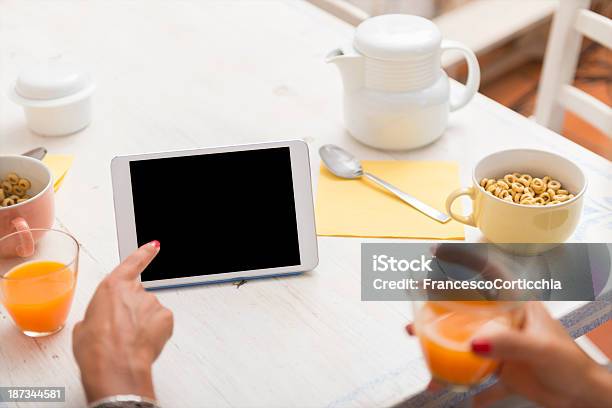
[72,241,174,403]
[470,302,611,408]
[407,302,612,408]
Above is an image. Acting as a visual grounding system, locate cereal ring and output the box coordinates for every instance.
[549,200,561,205]
[7,173,19,185]
[520,193,534,200]
[518,176,531,187]
[512,172,521,179]
[520,193,533,201]
[486,184,497,193]
[511,182,524,193]
[480,178,488,188]
[17,178,31,190]
[1,181,12,194]
[496,180,510,190]
[2,197,15,206]
[485,179,495,189]
[548,180,561,191]
[0,189,4,201]
[543,176,551,184]
[513,192,521,202]
[534,197,545,205]
[503,174,516,184]
[531,178,545,193]
[494,186,504,197]
[525,186,535,196]
[16,198,27,203]
[539,192,551,202]
[503,195,514,202]
[499,190,511,199]
[553,194,569,202]
[547,188,556,197]
[557,189,569,195]
[12,185,25,196]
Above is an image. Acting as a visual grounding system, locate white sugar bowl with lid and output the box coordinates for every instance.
[327,14,480,150]
[9,59,95,137]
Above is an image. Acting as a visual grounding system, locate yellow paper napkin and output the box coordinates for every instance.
[42,154,74,192]
[315,161,464,239]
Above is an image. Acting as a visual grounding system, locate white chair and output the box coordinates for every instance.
[535,0,612,137]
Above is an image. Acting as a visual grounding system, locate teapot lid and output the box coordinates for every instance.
[354,14,441,60]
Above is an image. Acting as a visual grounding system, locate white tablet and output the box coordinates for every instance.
[111,140,318,289]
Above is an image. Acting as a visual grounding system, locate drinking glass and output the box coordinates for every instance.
[412,300,523,390]
[0,229,79,337]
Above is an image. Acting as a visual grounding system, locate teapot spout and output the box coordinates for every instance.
[326,46,363,92]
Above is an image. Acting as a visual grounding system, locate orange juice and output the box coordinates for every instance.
[1,261,76,333]
[416,301,512,387]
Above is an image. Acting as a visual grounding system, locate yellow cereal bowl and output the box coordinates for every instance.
[446,149,587,248]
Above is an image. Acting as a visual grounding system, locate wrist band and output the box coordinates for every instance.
[88,394,160,408]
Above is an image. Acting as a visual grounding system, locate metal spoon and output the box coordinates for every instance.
[22,147,47,160]
[319,144,451,223]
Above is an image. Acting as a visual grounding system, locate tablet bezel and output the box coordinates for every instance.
[111,139,318,289]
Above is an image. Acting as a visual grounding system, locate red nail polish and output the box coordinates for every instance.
[405,324,414,336]
[471,340,491,354]
[150,240,160,249]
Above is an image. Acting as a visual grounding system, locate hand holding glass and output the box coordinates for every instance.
[0,229,79,337]
[412,300,523,389]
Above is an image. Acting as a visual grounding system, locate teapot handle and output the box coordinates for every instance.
[441,40,481,112]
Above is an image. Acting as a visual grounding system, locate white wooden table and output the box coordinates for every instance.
[0,1,610,407]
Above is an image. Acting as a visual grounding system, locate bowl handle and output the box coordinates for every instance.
[12,217,35,257]
[446,187,476,227]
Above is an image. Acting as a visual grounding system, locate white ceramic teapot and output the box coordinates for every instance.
[327,14,480,150]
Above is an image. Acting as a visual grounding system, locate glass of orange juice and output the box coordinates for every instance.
[0,228,79,337]
[412,300,523,390]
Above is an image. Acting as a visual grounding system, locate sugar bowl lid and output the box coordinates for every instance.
[13,59,94,101]
[354,14,442,60]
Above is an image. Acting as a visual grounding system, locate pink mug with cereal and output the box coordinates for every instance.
[0,155,55,256]
[446,149,586,248]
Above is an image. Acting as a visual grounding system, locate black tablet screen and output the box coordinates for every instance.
[129,147,301,282]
